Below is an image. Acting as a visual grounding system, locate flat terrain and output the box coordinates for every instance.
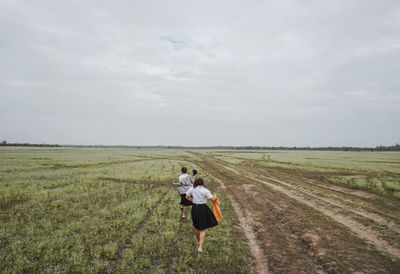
[0,148,251,273]
[1,148,400,273]
[197,150,400,273]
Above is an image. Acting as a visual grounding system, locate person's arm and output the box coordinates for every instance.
[186,188,193,200]
[171,181,182,187]
[205,189,216,201]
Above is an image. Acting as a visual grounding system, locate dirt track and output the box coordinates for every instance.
[208,173,270,274]
[196,154,400,274]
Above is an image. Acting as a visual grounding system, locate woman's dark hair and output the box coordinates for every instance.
[193,178,204,188]
[181,167,187,173]
[192,169,197,176]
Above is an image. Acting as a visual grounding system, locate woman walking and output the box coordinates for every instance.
[186,178,218,253]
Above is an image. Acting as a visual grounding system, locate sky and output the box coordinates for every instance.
[1,0,399,147]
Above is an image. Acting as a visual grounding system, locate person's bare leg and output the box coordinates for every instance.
[198,230,207,252]
[194,228,200,242]
[182,206,187,217]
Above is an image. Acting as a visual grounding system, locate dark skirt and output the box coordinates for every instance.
[191,204,218,230]
[180,194,193,206]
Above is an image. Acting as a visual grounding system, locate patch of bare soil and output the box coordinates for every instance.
[213,160,241,176]
[199,160,325,272]
[241,171,400,258]
[196,157,400,273]
[207,173,269,274]
[254,173,400,235]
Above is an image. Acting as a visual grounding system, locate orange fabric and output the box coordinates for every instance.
[212,196,222,222]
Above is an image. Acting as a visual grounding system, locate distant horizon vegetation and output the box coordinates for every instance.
[1,140,399,151]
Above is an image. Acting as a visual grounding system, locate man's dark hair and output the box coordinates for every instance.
[181,167,187,174]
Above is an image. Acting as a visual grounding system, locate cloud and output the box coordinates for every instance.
[0,0,399,146]
[161,35,189,50]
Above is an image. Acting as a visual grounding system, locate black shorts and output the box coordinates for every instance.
[180,193,193,206]
[191,204,218,230]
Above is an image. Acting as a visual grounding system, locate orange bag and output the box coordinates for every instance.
[212,195,222,222]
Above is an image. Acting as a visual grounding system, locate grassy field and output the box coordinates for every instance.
[1,147,400,273]
[0,148,252,273]
[212,150,400,199]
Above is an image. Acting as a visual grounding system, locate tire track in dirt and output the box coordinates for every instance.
[240,183,327,274]
[202,160,331,273]
[255,173,400,235]
[300,177,400,221]
[216,160,397,229]
[194,155,400,272]
[250,175,400,258]
[206,173,270,274]
[244,164,400,228]
[215,163,400,258]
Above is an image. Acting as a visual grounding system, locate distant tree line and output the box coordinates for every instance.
[1,141,61,147]
[1,140,399,151]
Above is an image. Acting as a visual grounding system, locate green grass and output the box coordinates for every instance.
[4,147,398,272]
[214,150,400,173]
[326,175,400,199]
[0,148,252,273]
[212,150,400,199]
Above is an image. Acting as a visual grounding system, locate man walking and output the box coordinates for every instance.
[172,167,193,218]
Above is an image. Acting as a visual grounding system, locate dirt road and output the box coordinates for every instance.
[195,154,400,273]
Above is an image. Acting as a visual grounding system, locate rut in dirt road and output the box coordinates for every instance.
[217,161,400,259]
[199,160,330,273]
[221,160,400,238]
[258,172,400,237]
[207,173,270,274]
[203,164,326,273]
[193,153,400,273]
[250,176,400,258]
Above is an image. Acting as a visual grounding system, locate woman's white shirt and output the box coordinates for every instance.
[186,186,212,204]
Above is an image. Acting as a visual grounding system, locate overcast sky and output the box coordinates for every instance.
[1,0,399,146]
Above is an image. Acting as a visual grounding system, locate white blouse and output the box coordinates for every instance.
[177,173,192,194]
[186,186,213,204]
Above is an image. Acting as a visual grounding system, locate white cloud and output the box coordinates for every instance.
[0,0,399,146]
